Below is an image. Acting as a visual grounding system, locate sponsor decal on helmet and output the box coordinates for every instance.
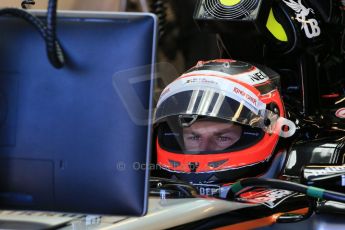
[180,69,270,86]
[248,71,269,85]
[233,87,258,107]
[184,77,219,86]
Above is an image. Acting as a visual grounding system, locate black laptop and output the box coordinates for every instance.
[0,10,156,216]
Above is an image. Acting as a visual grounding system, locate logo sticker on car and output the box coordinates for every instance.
[237,188,297,208]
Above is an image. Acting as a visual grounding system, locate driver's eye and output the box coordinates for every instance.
[187,135,200,141]
[216,136,231,142]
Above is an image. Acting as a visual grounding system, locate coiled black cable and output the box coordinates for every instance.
[151,0,166,38]
[46,0,64,68]
[0,0,64,68]
[227,178,345,203]
[0,8,47,40]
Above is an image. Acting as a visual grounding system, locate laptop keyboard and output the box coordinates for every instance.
[0,210,127,229]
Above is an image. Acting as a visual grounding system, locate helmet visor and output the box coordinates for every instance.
[154,76,295,138]
[155,89,264,128]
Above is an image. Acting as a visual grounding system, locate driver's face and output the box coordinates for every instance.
[183,121,242,152]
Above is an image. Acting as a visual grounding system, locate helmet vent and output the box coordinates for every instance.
[168,160,181,168]
[208,159,229,169]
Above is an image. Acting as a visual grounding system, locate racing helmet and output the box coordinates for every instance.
[154,59,295,184]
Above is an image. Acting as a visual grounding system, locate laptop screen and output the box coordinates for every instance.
[0,11,156,216]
